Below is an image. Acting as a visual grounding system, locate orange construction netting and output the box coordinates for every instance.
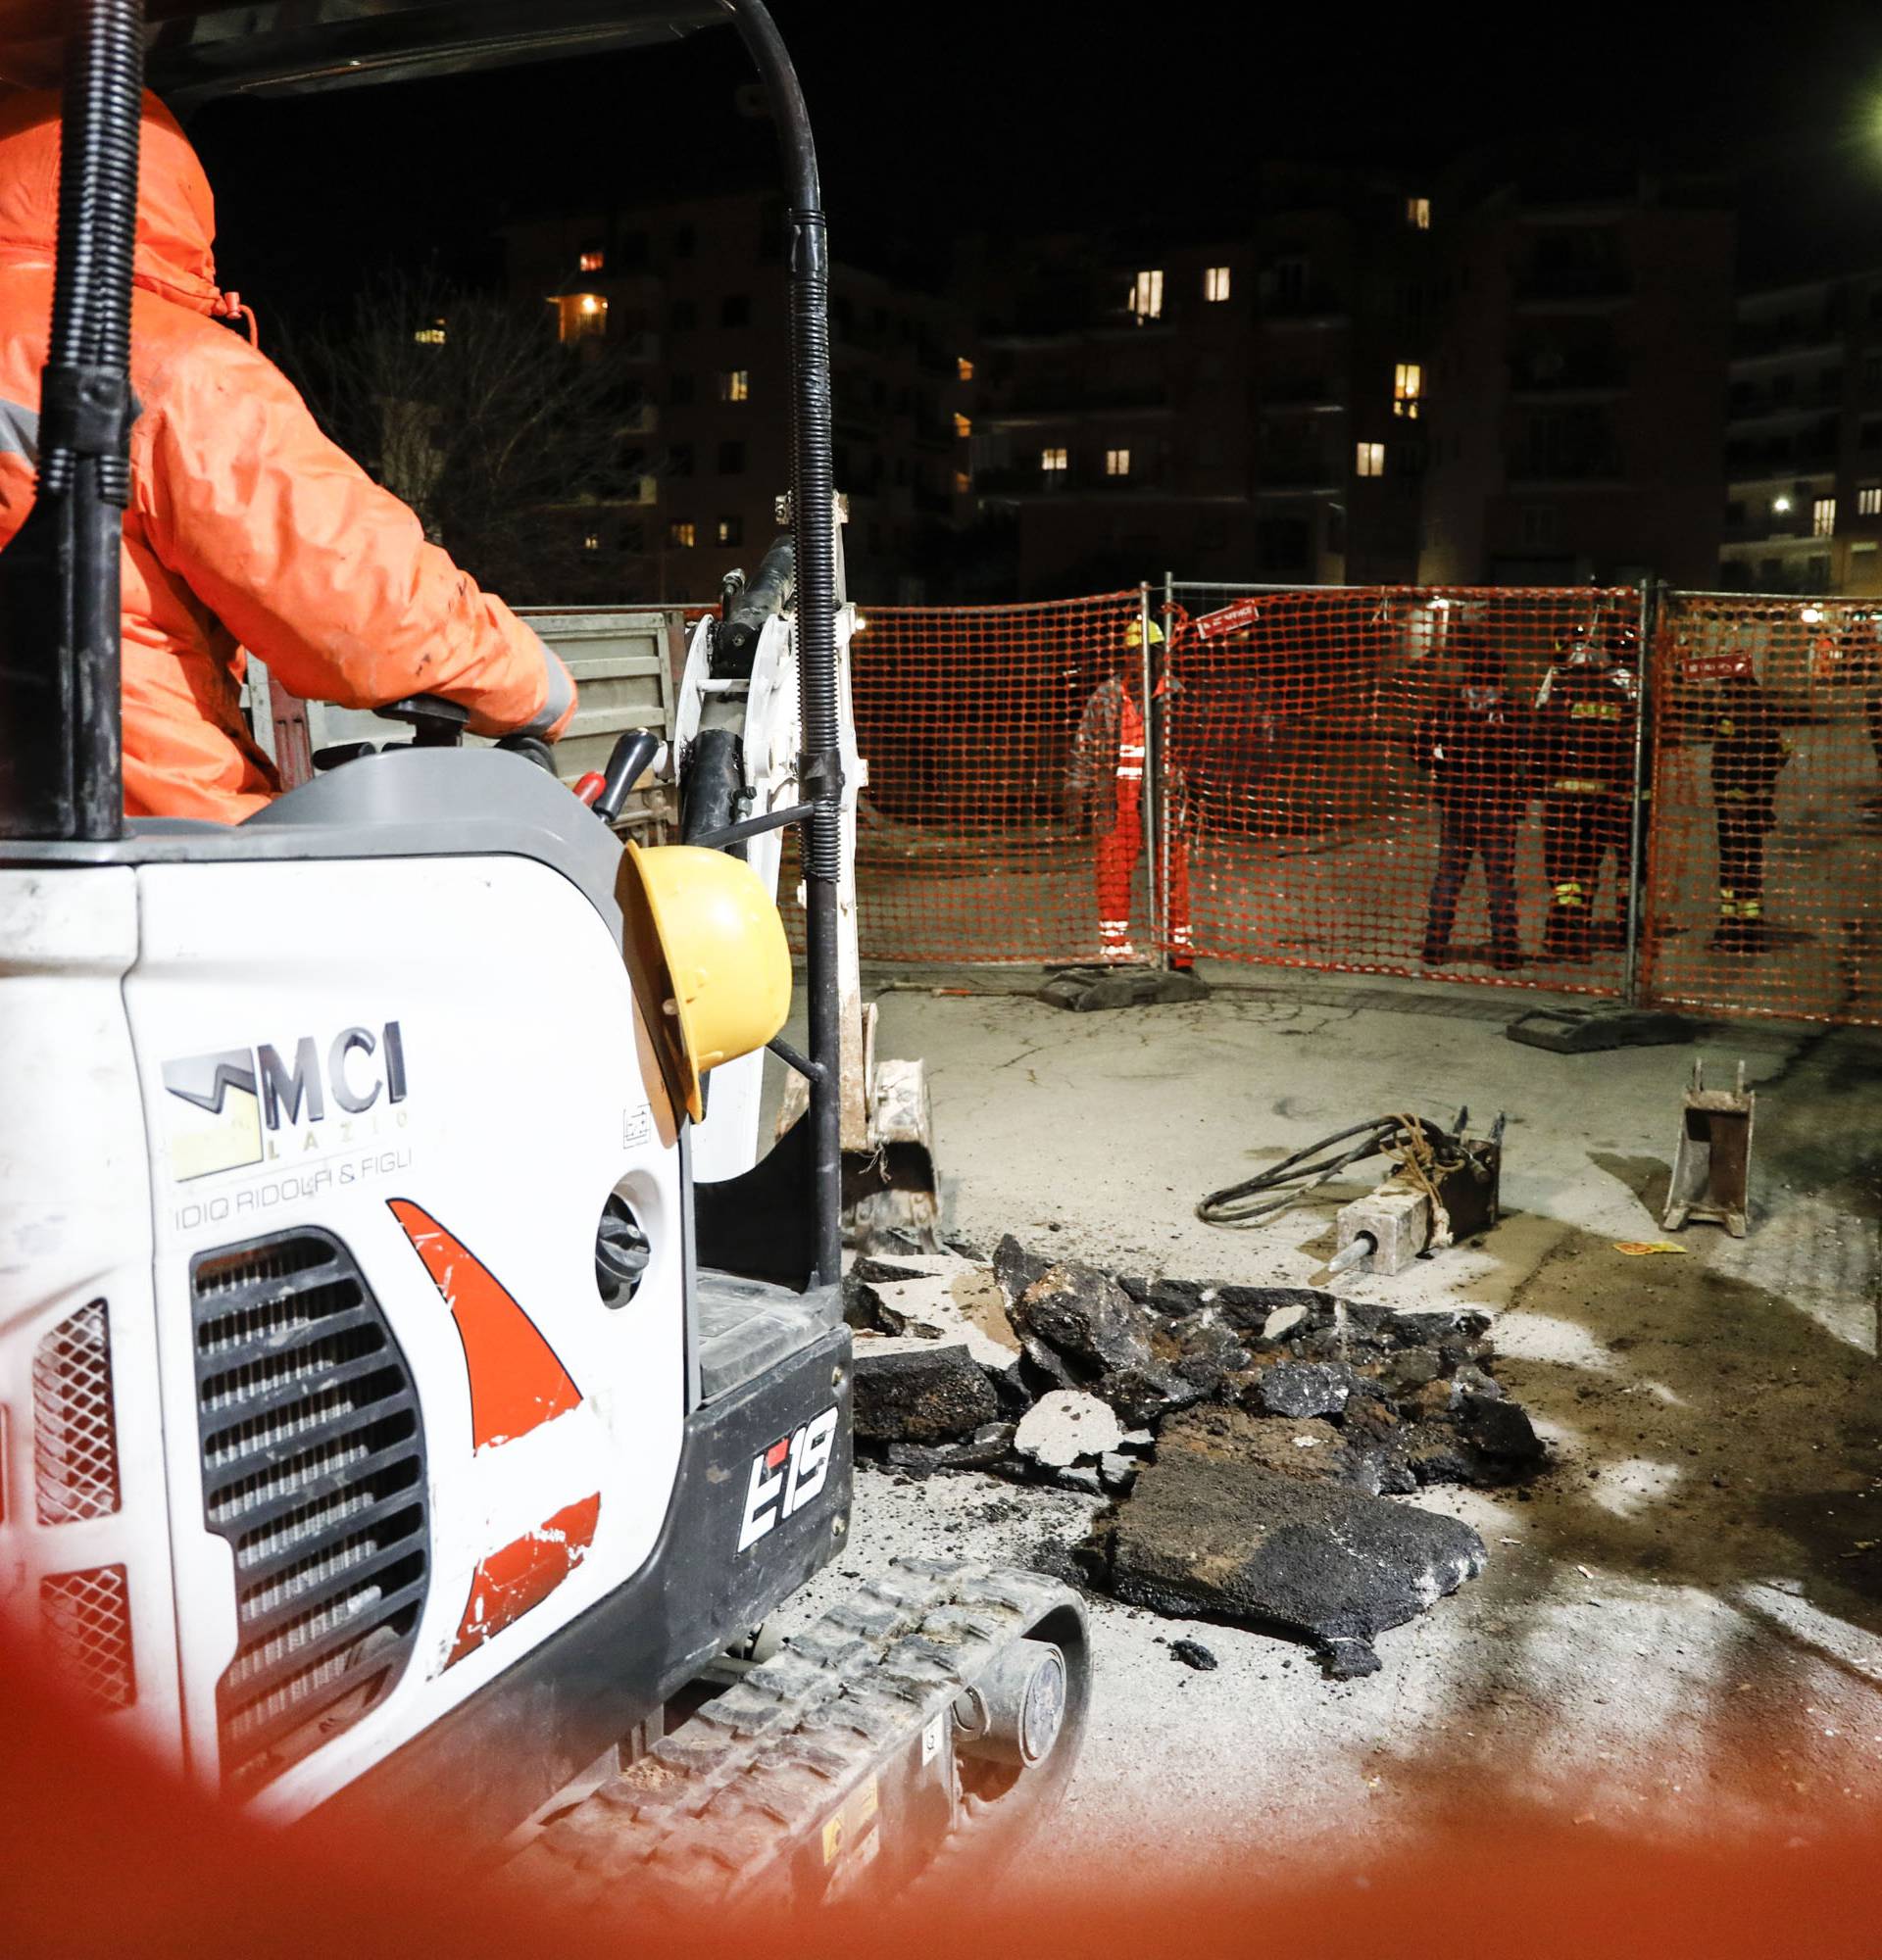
[1638,593,1882,1027]
[843,584,1646,992]
[845,591,1143,962]
[823,583,1882,1027]
[1165,584,1643,990]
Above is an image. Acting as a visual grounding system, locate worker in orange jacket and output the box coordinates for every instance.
[1065,618,1193,967]
[0,90,574,822]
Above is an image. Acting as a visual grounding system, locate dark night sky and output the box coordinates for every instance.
[186,2,1882,322]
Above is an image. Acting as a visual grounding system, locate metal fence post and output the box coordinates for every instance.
[1137,581,1160,964]
[1621,575,1660,1007]
[1157,569,1178,969]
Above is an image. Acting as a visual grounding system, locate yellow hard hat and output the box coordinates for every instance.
[1123,618,1165,649]
[616,842,791,1122]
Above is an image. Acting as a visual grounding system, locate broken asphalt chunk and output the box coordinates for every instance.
[1460,1392,1546,1472]
[1011,1260,1192,1422]
[1169,1638,1218,1672]
[1105,1449,1486,1677]
[993,1233,1055,1305]
[852,1342,1000,1445]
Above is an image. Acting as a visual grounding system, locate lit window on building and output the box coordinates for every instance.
[582,531,601,552]
[1814,496,1837,538]
[718,368,751,403]
[958,356,975,381]
[1407,197,1431,230]
[954,470,971,495]
[1128,269,1164,320]
[578,249,605,272]
[1860,485,1882,516]
[1205,266,1231,303]
[1106,448,1131,477]
[1393,363,1422,417]
[718,515,743,546]
[1356,441,1385,478]
[954,412,972,439]
[558,293,608,342]
[1041,446,1068,473]
[669,520,697,549]
[413,319,446,346]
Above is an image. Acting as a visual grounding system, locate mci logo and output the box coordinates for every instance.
[162,1021,408,1181]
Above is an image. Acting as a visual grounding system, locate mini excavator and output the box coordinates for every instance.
[0,0,1087,1905]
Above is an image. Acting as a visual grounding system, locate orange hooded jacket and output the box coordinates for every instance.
[0,90,576,822]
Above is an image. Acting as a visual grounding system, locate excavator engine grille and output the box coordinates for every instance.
[191,1229,428,1796]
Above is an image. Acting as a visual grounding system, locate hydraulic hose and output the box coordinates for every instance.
[1196,1114,1461,1230]
[0,0,141,841]
[43,0,142,509]
[720,0,843,1287]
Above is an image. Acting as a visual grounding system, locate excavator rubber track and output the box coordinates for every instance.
[508,1557,1090,1913]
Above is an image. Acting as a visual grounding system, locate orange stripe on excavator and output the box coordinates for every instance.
[386,1198,581,1448]
[445,1492,602,1668]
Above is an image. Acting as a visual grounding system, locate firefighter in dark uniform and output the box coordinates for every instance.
[1533,620,1640,959]
[1413,640,1530,969]
[1709,662,1790,953]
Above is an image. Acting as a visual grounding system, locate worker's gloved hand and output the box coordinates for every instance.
[496,731,556,773]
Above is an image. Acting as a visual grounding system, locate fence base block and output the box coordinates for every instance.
[1037,966,1212,1013]
[1505,1005,1695,1055]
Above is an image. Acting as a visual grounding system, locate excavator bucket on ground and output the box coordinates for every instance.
[1663,1058,1755,1238]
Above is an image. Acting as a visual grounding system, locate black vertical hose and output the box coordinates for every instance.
[43,0,142,507]
[721,0,844,1288]
[0,0,141,842]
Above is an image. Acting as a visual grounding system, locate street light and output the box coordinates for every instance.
[1773,494,1793,514]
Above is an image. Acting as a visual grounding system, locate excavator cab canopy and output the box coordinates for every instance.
[0,0,729,101]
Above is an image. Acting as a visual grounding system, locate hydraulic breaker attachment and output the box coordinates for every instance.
[1327,1110,1505,1278]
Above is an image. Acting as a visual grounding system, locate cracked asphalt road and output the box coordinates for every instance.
[770,967,1882,1871]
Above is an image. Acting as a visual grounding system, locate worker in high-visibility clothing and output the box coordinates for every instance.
[0,90,575,821]
[1532,621,1640,960]
[1709,662,1790,954]
[1065,618,1193,967]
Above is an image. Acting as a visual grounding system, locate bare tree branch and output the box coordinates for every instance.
[276,267,646,606]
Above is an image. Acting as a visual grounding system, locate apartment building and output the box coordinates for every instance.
[1418,156,1735,587]
[1720,272,1882,595]
[505,192,971,603]
[963,235,1254,594]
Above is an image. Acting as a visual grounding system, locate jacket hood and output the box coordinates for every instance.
[0,87,220,313]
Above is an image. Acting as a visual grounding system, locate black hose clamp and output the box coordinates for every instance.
[40,363,135,461]
[798,747,845,806]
